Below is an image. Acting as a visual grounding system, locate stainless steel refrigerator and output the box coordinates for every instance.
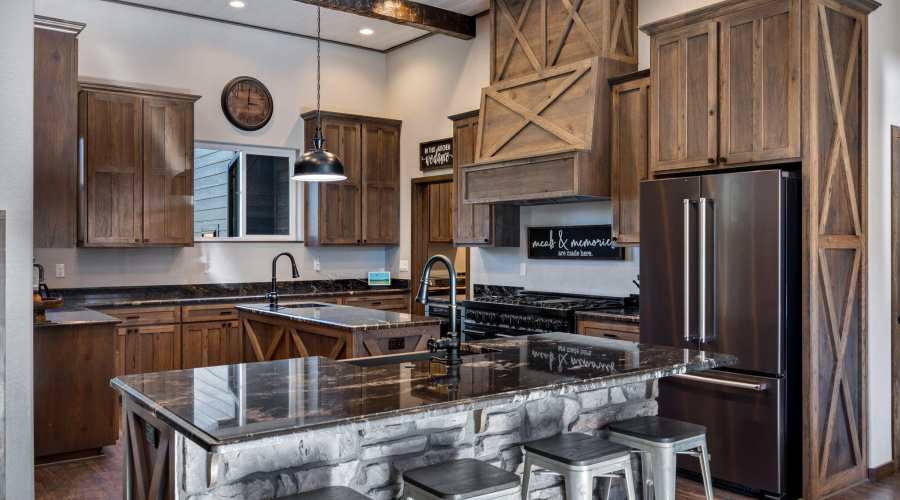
[639,170,801,499]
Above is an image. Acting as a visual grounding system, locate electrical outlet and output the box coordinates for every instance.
[314,257,321,271]
[203,261,212,274]
[520,262,527,276]
[55,264,65,278]
[399,260,409,272]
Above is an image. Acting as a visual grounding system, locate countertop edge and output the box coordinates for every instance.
[71,288,412,309]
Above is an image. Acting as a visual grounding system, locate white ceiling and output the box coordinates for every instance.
[116,0,489,52]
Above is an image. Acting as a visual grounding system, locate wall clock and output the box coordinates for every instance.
[221,76,273,131]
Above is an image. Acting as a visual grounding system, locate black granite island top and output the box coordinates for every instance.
[236,303,443,331]
[34,305,122,328]
[111,333,737,453]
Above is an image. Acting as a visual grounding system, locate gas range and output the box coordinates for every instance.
[460,291,631,340]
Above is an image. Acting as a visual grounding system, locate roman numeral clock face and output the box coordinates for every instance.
[220,77,273,131]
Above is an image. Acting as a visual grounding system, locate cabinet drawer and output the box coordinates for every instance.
[182,304,239,323]
[344,294,409,312]
[577,319,639,342]
[101,306,181,326]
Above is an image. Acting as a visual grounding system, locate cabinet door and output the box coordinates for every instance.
[123,325,181,375]
[611,75,650,246]
[142,98,194,246]
[361,124,400,245]
[182,321,240,370]
[83,91,143,246]
[650,22,718,173]
[719,0,800,165]
[428,182,453,243]
[318,118,362,245]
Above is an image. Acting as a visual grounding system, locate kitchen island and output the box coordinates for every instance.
[236,302,442,362]
[112,332,736,499]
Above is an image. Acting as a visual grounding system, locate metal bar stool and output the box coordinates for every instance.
[521,433,637,500]
[607,416,713,500]
[283,486,370,499]
[402,458,522,500]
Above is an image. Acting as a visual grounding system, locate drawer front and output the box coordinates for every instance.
[577,319,639,342]
[182,304,239,323]
[581,327,640,343]
[344,294,409,312]
[102,306,181,326]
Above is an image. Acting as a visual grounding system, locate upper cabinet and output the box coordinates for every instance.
[610,70,650,247]
[428,181,453,244]
[78,83,200,247]
[450,110,519,247]
[34,17,84,248]
[303,111,401,247]
[646,0,800,174]
[491,0,637,82]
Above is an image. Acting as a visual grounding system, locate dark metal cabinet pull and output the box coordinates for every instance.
[718,157,727,163]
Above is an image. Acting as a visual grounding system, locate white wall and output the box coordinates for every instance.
[638,0,899,471]
[0,0,35,496]
[385,15,641,297]
[33,0,391,289]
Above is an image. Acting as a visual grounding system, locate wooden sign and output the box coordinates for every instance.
[527,225,624,260]
[420,138,453,170]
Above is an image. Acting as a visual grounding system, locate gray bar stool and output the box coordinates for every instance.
[521,433,637,500]
[283,486,370,499]
[402,458,522,500]
[607,416,713,500]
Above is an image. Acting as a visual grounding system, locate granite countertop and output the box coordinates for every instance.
[34,305,122,328]
[236,303,443,331]
[576,308,640,324]
[54,279,410,308]
[112,332,737,452]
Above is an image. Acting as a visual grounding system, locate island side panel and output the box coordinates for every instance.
[121,397,177,500]
[175,379,659,500]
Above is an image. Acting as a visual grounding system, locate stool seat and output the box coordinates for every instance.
[524,433,631,466]
[283,486,369,500]
[403,458,520,500]
[608,416,706,444]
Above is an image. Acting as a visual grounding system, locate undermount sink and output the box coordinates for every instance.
[340,349,485,368]
[281,301,336,308]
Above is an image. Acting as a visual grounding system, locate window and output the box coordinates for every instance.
[193,144,299,241]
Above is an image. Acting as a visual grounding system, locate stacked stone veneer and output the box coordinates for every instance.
[178,380,658,500]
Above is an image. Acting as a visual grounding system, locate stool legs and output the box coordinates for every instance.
[521,456,533,500]
[622,459,637,500]
[639,451,653,500]
[698,442,714,500]
[649,447,677,500]
[564,471,592,499]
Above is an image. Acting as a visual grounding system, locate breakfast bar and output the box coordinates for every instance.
[112,333,736,499]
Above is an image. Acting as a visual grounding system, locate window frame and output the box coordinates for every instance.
[194,141,302,243]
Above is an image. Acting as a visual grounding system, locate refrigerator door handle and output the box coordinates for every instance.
[698,198,711,343]
[674,373,768,391]
[683,199,695,341]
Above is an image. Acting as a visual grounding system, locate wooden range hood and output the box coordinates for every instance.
[459,0,638,206]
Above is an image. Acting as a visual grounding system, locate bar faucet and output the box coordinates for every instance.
[266,252,300,308]
[416,255,461,366]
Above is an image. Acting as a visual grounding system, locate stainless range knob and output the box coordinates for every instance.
[552,320,564,331]
[534,319,546,329]
[486,313,497,323]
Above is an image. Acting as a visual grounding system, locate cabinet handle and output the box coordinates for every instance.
[220,311,232,315]
[603,334,619,338]
[135,239,140,243]
[144,239,150,243]
[612,237,618,241]
[484,238,489,243]
[126,316,140,320]
[719,157,727,163]
[371,302,382,306]
[707,158,715,164]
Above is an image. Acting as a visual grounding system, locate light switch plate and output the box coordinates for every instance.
[399,260,409,272]
[203,261,212,274]
[55,264,65,278]
[520,262,527,276]
[314,257,321,271]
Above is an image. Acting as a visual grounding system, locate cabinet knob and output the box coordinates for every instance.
[357,239,361,244]
[143,239,149,243]
[363,239,367,243]
[707,158,715,164]
[484,239,489,243]
[612,237,618,241]
[135,239,140,243]
[719,157,727,163]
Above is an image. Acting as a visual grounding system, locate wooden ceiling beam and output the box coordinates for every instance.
[292,0,476,40]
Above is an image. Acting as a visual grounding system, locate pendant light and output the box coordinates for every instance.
[292,0,347,182]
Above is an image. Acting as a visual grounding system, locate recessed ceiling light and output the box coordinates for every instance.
[228,0,246,8]
[359,28,374,35]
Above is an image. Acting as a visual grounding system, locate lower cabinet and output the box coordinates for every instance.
[576,318,640,342]
[118,324,182,375]
[343,293,410,313]
[181,320,241,370]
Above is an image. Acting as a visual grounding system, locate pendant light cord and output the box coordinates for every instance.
[315,0,322,139]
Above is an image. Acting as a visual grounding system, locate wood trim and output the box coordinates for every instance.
[96,0,384,54]
[448,109,480,121]
[868,461,897,483]
[892,124,900,471]
[411,174,454,184]
[34,15,85,34]
[300,109,402,127]
[79,81,201,102]
[607,68,650,86]
[290,0,476,40]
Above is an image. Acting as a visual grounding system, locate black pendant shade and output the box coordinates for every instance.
[292,130,347,181]
[292,0,346,182]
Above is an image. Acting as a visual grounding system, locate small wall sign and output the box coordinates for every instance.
[420,138,453,170]
[527,225,624,260]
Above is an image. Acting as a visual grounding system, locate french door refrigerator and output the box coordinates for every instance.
[639,170,802,499]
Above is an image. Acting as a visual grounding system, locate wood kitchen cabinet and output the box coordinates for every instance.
[610,70,650,246]
[34,16,83,249]
[449,110,519,247]
[78,82,200,247]
[577,318,639,343]
[428,181,453,243]
[120,324,182,375]
[303,111,401,246]
[181,321,240,370]
[648,0,800,174]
